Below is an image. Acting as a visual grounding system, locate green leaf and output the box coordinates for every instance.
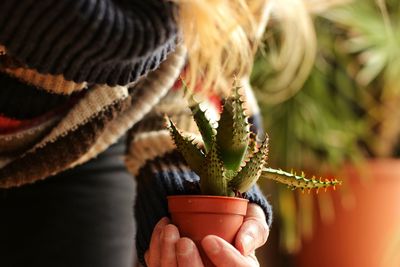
[245,132,258,161]
[167,117,205,174]
[229,135,269,193]
[261,168,342,192]
[190,103,215,153]
[200,142,229,196]
[216,85,249,172]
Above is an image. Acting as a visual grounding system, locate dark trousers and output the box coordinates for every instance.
[0,138,137,267]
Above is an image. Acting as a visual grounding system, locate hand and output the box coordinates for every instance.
[144,203,269,267]
[145,217,202,267]
[201,203,269,267]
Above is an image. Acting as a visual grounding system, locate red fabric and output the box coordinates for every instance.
[0,114,52,134]
[0,116,23,129]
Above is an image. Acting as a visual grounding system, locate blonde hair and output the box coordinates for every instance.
[174,0,323,102]
[174,0,271,95]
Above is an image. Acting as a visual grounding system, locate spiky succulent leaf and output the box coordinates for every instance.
[200,142,229,196]
[190,103,215,152]
[261,168,342,192]
[216,86,249,172]
[167,117,205,174]
[245,132,258,161]
[229,136,269,193]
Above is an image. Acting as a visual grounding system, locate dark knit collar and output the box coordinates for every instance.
[0,0,179,86]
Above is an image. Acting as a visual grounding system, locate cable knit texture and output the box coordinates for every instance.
[0,0,179,85]
[1,66,87,95]
[0,45,187,187]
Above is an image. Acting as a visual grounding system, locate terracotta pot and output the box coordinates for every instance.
[168,195,248,267]
[296,159,400,267]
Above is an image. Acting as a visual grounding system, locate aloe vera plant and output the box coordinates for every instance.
[166,82,341,196]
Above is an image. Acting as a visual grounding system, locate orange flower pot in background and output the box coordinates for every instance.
[296,159,400,267]
[168,195,248,267]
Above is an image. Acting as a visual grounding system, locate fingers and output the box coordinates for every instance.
[160,224,180,267]
[146,218,204,267]
[235,204,269,256]
[176,238,204,267]
[146,217,170,267]
[202,235,258,267]
[145,206,268,267]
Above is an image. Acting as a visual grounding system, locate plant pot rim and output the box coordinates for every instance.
[168,195,248,215]
[167,195,249,201]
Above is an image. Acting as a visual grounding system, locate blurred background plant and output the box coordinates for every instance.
[251,0,400,266]
[323,0,400,157]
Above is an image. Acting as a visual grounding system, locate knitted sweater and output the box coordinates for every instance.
[0,0,272,265]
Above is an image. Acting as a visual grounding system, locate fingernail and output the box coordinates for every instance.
[241,234,254,255]
[155,217,169,230]
[176,238,194,256]
[160,217,170,224]
[202,237,220,255]
[162,225,179,241]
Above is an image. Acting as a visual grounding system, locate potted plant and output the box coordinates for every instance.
[296,1,400,266]
[165,81,340,266]
[250,1,400,266]
[251,12,366,255]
